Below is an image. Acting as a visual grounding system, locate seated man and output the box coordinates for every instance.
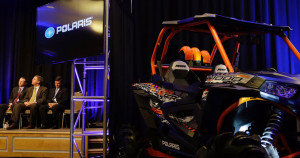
[0,77,27,127]
[39,76,69,129]
[7,75,48,129]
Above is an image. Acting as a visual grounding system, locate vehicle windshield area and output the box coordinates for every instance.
[161,31,269,73]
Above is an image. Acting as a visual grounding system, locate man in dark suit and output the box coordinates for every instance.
[7,75,48,129]
[0,77,27,127]
[39,76,68,129]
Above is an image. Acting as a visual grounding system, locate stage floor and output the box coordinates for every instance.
[0,128,77,133]
[0,128,101,157]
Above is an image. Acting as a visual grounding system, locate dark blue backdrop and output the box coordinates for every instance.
[272,0,300,74]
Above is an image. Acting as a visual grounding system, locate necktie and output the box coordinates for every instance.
[54,88,59,97]
[53,88,59,102]
[30,88,37,102]
[13,88,21,104]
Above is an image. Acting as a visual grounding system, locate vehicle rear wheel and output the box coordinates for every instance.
[196,132,268,158]
[114,125,144,158]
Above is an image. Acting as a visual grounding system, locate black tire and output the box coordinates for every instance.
[196,132,268,158]
[114,125,144,158]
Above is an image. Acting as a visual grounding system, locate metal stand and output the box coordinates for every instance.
[70,0,109,157]
[70,60,109,158]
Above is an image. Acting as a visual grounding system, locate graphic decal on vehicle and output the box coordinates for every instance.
[206,72,254,84]
[133,83,182,103]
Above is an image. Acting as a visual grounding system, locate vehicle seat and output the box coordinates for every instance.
[164,61,200,86]
[211,64,228,74]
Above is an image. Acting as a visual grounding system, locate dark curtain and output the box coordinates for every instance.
[0,0,36,103]
[110,0,300,153]
[0,0,72,103]
[85,55,108,122]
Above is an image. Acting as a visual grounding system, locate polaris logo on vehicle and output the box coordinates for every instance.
[175,65,187,68]
[162,140,180,150]
[45,17,93,38]
[217,68,227,71]
[213,64,228,73]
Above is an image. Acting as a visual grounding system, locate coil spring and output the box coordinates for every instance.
[261,109,284,147]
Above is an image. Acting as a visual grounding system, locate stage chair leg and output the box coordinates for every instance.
[61,114,64,128]
[19,114,22,129]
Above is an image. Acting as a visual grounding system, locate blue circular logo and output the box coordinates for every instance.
[45,27,55,38]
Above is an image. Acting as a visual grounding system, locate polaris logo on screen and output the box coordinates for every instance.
[161,140,180,150]
[45,17,93,38]
[45,27,55,38]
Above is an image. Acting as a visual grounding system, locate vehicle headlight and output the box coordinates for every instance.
[261,82,297,99]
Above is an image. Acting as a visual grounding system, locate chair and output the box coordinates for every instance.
[20,109,31,128]
[4,109,17,127]
[4,109,31,128]
[62,92,83,128]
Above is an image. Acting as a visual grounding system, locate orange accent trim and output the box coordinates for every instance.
[237,74,250,78]
[151,27,170,75]
[189,67,212,72]
[207,22,234,72]
[275,134,293,154]
[271,101,300,121]
[281,36,300,62]
[152,107,163,115]
[145,147,177,158]
[210,45,218,64]
[217,101,239,134]
[209,36,233,65]
[282,151,300,158]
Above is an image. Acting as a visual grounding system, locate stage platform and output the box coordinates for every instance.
[0,128,91,157]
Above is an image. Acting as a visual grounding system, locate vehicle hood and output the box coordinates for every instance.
[249,71,300,86]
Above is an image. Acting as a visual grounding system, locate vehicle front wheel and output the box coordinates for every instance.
[196,132,268,158]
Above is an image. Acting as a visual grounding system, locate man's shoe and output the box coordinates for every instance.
[24,124,35,129]
[7,123,18,130]
[51,125,59,129]
[40,124,48,129]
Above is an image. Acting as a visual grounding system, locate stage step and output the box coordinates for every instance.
[87,135,109,157]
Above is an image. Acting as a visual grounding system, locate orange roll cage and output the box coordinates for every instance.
[150,13,300,76]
